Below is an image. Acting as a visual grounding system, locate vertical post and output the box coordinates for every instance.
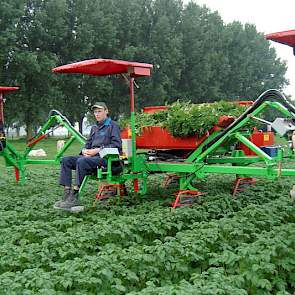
[0,92,4,124]
[133,178,139,192]
[0,91,6,151]
[14,167,20,182]
[130,77,136,170]
[0,91,4,135]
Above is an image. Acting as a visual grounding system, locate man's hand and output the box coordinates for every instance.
[82,148,100,157]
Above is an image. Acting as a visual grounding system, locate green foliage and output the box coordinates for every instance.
[165,100,248,137]
[122,100,248,137]
[0,151,295,294]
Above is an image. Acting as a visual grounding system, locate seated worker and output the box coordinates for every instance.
[54,101,122,210]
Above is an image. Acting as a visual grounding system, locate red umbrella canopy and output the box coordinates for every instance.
[0,86,19,94]
[266,29,295,47]
[52,59,153,77]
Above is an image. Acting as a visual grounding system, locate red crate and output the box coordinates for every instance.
[121,125,222,150]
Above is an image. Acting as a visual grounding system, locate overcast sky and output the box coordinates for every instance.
[188,0,295,99]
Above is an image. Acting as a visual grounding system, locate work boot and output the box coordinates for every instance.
[53,188,72,208]
[54,189,81,210]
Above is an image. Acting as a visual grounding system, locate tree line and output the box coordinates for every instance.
[0,0,288,138]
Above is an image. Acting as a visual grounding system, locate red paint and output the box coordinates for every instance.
[236,101,253,106]
[239,130,274,156]
[121,125,222,150]
[135,126,202,150]
[27,134,46,147]
[52,59,153,77]
[266,29,295,47]
[232,177,256,197]
[142,106,168,113]
[0,86,19,92]
[14,167,20,182]
[172,190,205,208]
[133,179,139,192]
[120,103,251,150]
[218,116,235,127]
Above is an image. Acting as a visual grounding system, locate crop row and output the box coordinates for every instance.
[0,182,285,275]
[0,196,293,294]
[128,222,295,295]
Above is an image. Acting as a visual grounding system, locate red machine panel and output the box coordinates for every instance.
[239,129,274,156]
[121,125,221,150]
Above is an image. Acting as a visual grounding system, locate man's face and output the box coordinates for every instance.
[93,107,108,122]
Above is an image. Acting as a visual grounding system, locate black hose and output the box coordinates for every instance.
[202,89,295,153]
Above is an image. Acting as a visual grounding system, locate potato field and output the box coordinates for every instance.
[1,160,295,294]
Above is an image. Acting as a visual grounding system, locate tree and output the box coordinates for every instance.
[2,0,64,140]
[221,22,288,100]
[179,2,230,102]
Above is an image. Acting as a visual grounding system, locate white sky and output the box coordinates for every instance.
[188,0,295,99]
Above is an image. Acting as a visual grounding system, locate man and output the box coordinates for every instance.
[54,102,122,210]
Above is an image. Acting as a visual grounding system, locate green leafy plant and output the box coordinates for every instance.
[0,151,295,294]
[120,100,250,137]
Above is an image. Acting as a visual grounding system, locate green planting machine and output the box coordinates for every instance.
[1,52,295,207]
[54,59,295,207]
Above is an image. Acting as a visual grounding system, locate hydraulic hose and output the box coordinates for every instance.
[202,89,295,153]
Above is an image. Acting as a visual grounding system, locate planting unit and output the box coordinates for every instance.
[51,58,295,206]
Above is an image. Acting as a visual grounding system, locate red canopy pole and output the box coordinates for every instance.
[129,77,136,169]
[0,91,6,150]
[0,91,4,130]
[130,77,135,112]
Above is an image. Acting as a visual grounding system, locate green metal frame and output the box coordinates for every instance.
[2,81,295,202]
[128,97,295,192]
[0,114,86,184]
[76,89,295,198]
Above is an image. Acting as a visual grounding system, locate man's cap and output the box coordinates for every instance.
[91,102,108,110]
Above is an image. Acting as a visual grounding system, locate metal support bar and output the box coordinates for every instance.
[234,132,273,161]
[202,165,295,177]
[24,159,57,165]
[55,136,76,161]
[249,115,272,125]
[145,161,196,173]
[55,115,86,145]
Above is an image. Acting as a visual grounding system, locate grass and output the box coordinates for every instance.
[5,136,82,158]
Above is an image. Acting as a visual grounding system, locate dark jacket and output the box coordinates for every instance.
[84,118,122,153]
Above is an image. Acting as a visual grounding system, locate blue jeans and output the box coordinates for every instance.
[59,156,106,186]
